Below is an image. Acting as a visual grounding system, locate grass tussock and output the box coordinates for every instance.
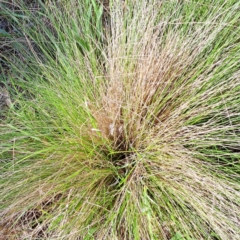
[0,0,240,239]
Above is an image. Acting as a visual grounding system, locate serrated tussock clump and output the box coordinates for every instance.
[0,0,240,239]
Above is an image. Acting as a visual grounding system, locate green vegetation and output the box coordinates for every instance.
[0,0,239,239]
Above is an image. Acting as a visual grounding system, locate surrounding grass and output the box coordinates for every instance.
[0,0,240,239]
